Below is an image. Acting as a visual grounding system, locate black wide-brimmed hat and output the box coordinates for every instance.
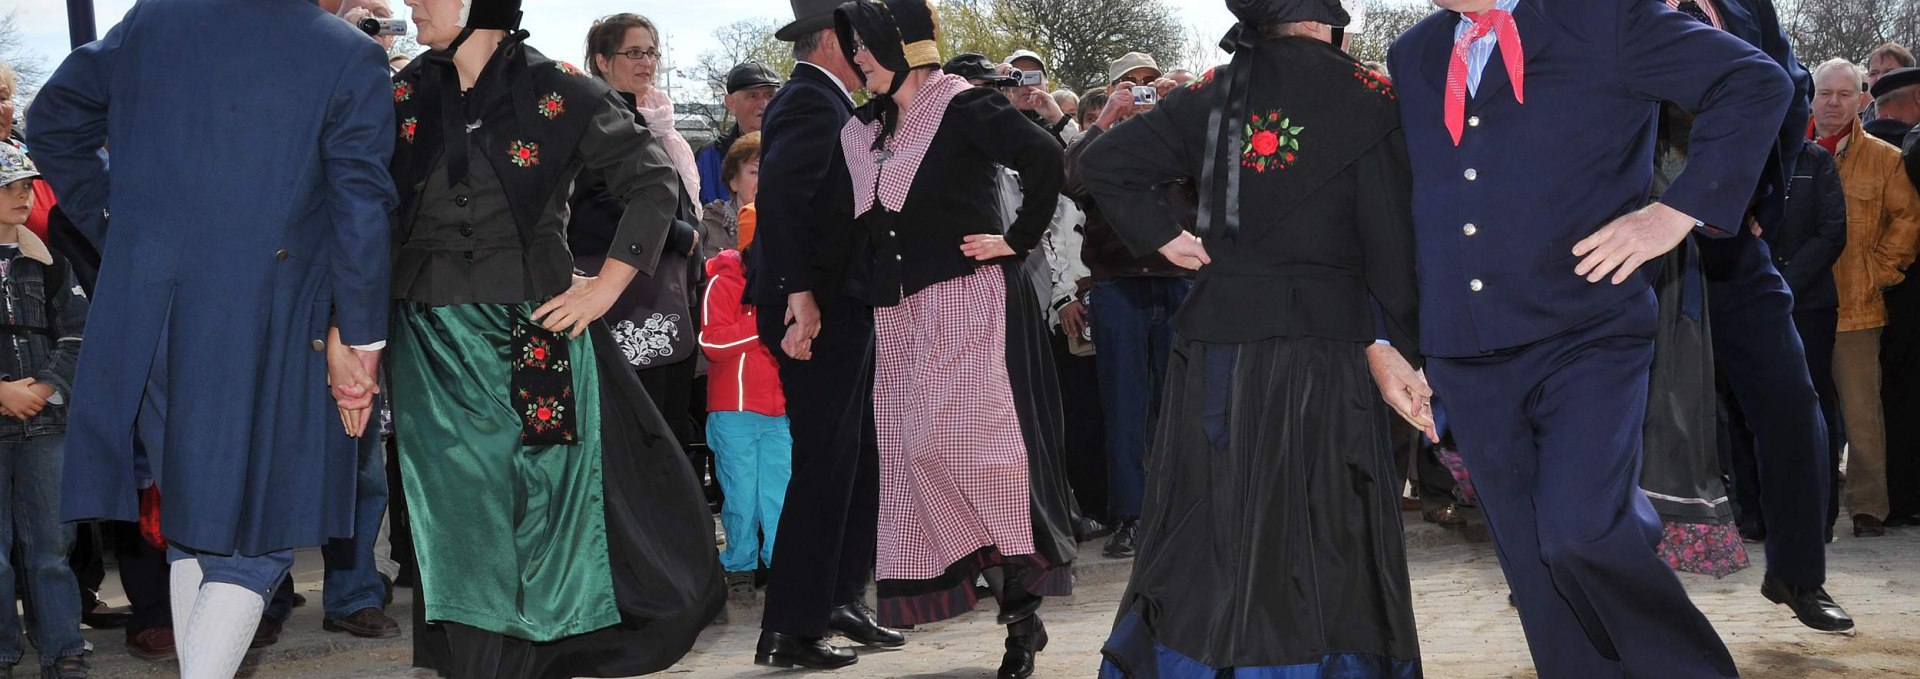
[1224,0,1348,28]
[777,0,842,41]
[943,53,1013,85]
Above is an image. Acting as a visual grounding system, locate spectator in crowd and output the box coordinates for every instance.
[696,62,781,214]
[29,2,395,677]
[1865,42,1915,123]
[1077,87,1108,129]
[748,0,906,668]
[835,3,1073,677]
[1868,66,1920,528]
[701,133,789,602]
[1729,137,1847,543]
[1811,58,1920,539]
[588,13,702,218]
[1001,49,1080,145]
[1163,68,1196,85]
[335,0,397,51]
[1063,51,1185,560]
[579,13,705,450]
[1051,89,1080,120]
[0,142,92,679]
[1868,66,1920,145]
[384,0,723,675]
[699,132,762,265]
[388,52,411,70]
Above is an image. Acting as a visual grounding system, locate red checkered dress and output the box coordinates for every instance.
[871,267,1036,581]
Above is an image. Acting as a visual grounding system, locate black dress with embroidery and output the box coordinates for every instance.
[1079,37,1423,678]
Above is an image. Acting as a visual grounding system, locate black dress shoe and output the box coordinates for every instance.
[1854,514,1887,538]
[324,607,402,638]
[828,601,907,648]
[80,601,132,630]
[754,631,858,670]
[1761,577,1855,633]
[251,616,284,649]
[1104,520,1138,558]
[997,615,1049,679]
[1074,516,1112,542]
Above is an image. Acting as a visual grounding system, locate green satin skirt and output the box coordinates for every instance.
[391,302,620,642]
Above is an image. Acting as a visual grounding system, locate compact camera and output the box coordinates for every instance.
[1011,69,1045,88]
[358,16,409,37]
[1132,85,1158,106]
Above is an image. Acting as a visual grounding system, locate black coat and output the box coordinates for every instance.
[748,64,864,310]
[1764,143,1848,310]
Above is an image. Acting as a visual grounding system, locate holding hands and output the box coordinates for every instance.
[0,378,54,421]
[1365,344,1437,442]
[326,327,381,438]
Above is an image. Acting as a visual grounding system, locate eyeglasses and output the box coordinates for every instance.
[613,48,663,62]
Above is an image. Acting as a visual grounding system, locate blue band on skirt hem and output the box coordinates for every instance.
[1100,610,1422,679]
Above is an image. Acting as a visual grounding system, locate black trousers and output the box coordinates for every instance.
[1726,307,1842,541]
[637,358,699,448]
[65,521,171,634]
[756,299,879,638]
[1881,277,1920,521]
[1049,331,1108,523]
[1698,232,1829,587]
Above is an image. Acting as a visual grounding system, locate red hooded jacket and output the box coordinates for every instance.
[701,249,785,416]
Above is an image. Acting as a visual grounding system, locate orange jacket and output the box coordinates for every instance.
[1827,118,1920,331]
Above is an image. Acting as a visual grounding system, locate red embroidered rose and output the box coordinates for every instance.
[533,347,547,361]
[400,117,418,143]
[1251,130,1281,157]
[539,93,565,120]
[393,81,413,103]
[508,140,540,167]
[536,406,553,421]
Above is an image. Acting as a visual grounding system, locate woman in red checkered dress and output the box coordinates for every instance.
[829,0,1078,676]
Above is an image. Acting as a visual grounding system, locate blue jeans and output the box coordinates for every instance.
[1089,277,1190,519]
[0,435,85,668]
[320,426,391,619]
[707,411,792,573]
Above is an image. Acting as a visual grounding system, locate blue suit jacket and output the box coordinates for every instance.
[28,0,396,555]
[1387,0,1791,357]
[1711,0,1811,229]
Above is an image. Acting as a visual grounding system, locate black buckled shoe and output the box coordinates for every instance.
[828,601,906,648]
[1761,576,1855,633]
[997,615,1049,679]
[754,631,858,670]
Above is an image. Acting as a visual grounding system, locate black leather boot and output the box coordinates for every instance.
[996,615,1049,679]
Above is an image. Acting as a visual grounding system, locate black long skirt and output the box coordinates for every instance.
[411,322,726,678]
[1099,336,1421,678]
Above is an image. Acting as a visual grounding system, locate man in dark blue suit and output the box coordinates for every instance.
[1389,0,1791,676]
[1659,0,1854,634]
[748,0,905,669]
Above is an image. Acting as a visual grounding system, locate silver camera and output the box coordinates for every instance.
[1012,69,1045,88]
[358,17,409,37]
[1132,85,1157,106]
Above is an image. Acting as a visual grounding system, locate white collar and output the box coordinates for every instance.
[797,61,858,105]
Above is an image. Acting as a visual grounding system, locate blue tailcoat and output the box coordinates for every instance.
[27,0,396,556]
[1387,0,1791,358]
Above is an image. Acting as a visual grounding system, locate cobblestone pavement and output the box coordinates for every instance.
[69,515,1920,678]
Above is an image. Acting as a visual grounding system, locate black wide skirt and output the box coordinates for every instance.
[1100,336,1421,678]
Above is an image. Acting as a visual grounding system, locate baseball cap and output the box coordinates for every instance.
[1107,52,1162,84]
[1005,49,1046,72]
[0,143,39,188]
[726,62,783,94]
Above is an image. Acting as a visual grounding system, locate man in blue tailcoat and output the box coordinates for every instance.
[26,1,395,677]
[1389,0,1790,676]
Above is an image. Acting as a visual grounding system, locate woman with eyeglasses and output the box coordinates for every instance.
[386,0,722,676]
[572,13,709,477]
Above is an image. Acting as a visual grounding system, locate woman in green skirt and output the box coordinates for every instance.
[385,0,723,676]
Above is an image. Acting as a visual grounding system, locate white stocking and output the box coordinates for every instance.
[168,558,203,655]
[178,582,265,679]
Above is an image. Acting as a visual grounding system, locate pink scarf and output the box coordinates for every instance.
[636,88,702,219]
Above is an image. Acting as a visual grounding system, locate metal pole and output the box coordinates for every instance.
[66,0,99,49]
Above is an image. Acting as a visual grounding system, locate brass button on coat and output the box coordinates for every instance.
[311,339,325,352]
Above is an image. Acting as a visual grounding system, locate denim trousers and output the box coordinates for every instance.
[1088,277,1190,519]
[706,411,793,573]
[265,424,390,623]
[0,434,85,668]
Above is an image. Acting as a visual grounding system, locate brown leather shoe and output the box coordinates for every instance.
[1400,497,1422,512]
[1424,505,1467,526]
[323,607,402,639]
[251,616,283,649]
[1853,514,1886,538]
[126,628,176,662]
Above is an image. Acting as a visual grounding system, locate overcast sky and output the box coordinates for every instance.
[11,0,1426,96]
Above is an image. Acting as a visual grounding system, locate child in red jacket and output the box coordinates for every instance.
[699,141,787,599]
